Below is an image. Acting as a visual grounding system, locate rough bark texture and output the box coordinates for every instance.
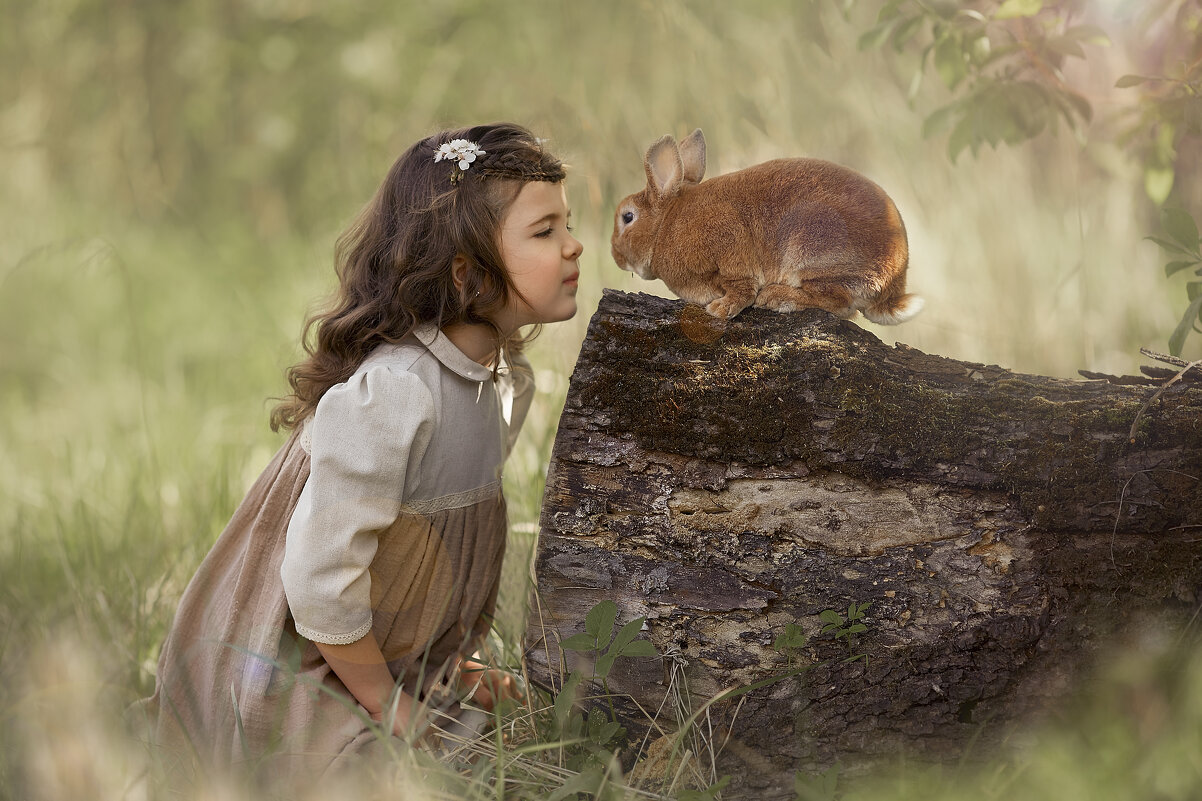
[525,290,1202,798]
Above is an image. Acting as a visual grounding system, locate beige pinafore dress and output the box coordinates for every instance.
[138,326,532,781]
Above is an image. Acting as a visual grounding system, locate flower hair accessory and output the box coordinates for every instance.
[434,139,486,184]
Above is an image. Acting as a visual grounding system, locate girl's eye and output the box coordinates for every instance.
[534,228,553,238]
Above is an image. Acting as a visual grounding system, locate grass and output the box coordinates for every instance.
[3,2,1202,798]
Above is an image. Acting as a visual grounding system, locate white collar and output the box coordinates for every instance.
[412,323,493,383]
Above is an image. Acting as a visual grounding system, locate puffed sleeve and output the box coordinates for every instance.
[502,349,536,457]
[281,365,435,645]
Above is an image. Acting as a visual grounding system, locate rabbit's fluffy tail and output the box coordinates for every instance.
[864,292,924,325]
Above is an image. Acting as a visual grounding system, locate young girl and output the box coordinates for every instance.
[141,122,583,779]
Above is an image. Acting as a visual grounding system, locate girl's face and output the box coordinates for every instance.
[495,181,583,332]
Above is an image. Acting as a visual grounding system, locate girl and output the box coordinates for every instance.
[140,123,583,780]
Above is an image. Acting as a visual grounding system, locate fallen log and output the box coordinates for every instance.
[525,289,1202,798]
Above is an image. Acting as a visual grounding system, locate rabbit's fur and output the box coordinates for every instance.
[611,129,923,324]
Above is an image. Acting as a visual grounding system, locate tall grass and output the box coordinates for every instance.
[2,2,1200,799]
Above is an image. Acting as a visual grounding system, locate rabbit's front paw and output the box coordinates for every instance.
[705,296,749,319]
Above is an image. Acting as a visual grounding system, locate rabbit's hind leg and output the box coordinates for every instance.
[755,282,855,317]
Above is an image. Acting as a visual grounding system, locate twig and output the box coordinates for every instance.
[1139,347,1192,368]
[1127,356,1202,443]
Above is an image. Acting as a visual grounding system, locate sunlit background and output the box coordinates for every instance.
[2,1,1200,798]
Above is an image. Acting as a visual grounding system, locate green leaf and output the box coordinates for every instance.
[1169,293,1202,356]
[947,114,976,161]
[609,617,645,655]
[560,632,597,652]
[969,34,991,65]
[1115,74,1153,88]
[907,68,925,102]
[1163,208,1200,250]
[585,600,617,649]
[595,650,618,679]
[546,764,604,801]
[891,15,924,52]
[1146,166,1176,205]
[857,19,898,51]
[1189,281,1202,302]
[848,623,868,634]
[996,0,1042,19]
[554,671,583,732]
[774,622,808,651]
[1147,235,1193,256]
[934,34,968,90]
[819,609,843,625]
[591,720,622,745]
[1059,88,1093,125]
[923,102,961,139]
[620,640,660,658]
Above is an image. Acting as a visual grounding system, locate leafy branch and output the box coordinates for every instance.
[849,0,1202,355]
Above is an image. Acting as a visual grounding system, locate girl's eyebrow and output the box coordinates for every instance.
[525,209,572,229]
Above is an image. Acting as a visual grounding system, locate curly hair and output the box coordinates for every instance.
[270,122,567,432]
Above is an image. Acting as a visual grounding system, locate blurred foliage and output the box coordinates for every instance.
[0,0,846,235]
[848,0,1202,353]
[3,2,1202,796]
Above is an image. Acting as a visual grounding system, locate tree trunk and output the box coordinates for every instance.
[525,289,1202,798]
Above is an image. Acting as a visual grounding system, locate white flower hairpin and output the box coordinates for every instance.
[434,139,486,183]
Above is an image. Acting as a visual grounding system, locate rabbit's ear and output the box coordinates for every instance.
[644,135,684,199]
[679,129,706,184]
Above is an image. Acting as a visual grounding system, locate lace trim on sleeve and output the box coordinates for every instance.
[294,617,373,646]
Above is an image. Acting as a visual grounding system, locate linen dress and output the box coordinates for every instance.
[139,324,533,780]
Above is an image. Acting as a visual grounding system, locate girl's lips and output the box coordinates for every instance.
[563,273,580,286]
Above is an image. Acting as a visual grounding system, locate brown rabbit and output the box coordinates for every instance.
[611,129,923,324]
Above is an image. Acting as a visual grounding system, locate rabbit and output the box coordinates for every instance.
[611,129,923,324]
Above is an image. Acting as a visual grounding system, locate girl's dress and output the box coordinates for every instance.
[139,325,533,780]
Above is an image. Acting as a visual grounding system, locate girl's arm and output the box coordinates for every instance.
[316,637,426,738]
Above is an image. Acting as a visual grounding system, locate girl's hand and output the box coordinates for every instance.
[369,701,438,748]
[458,659,525,712]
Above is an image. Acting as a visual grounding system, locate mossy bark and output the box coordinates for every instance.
[526,290,1202,798]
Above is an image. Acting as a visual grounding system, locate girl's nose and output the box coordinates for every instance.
[565,235,584,260]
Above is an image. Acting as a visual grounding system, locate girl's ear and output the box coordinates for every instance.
[451,255,470,294]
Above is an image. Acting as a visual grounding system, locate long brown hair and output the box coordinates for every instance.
[270,122,566,432]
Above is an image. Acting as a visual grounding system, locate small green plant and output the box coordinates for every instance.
[548,600,660,774]
[772,621,810,668]
[820,601,873,662]
[1147,207,1202,356]
[559,599,659,680]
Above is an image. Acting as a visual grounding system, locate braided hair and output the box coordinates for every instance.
[472,151,566,183]
[271,122,566,431]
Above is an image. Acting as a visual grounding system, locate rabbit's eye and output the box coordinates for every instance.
[621,210,635,225]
